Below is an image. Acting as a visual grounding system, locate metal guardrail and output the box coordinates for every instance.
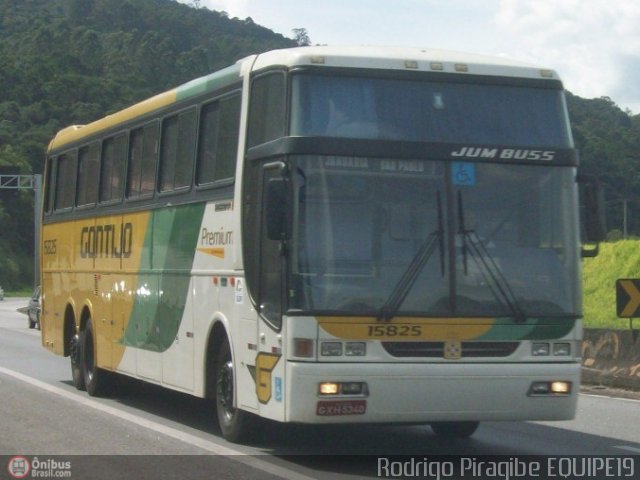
[0,174,36,189]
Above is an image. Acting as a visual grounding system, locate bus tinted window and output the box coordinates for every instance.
[247,73,285,147]
[54,153,76,211]
[76,142,100,207]
[128,122,158,198]
[160,108,196,192]
[291,74,572,148]
[196,94,241,185]
[100,134,126,203]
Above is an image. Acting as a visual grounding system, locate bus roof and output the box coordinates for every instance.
[252,45,560,81]
[48,62,244,153]
[48,45,560,153]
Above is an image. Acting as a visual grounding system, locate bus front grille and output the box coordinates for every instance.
[382,341,520,358]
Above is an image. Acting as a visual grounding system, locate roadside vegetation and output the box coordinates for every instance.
[583,239,640,329]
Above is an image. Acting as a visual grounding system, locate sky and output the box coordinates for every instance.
[178,0,640,114]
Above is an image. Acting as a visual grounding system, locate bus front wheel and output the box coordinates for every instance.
[430,421,480,438]
[215,341,253,443]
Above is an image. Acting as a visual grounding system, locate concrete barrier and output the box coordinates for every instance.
[582,328,640,391]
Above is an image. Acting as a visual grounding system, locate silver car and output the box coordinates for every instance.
[28,286,40,330]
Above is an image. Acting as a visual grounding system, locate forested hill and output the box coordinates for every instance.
[0,0,295,174]
[0,0,295,288]
[0,0,639,289]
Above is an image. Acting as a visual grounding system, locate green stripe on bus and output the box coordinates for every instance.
[175,63,241,102]
[122,203,206,352]
[476,317,576,341]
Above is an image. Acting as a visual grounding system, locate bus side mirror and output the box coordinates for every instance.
[578,174,606,257]
[265,178,289,241]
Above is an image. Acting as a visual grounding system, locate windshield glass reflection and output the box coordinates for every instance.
[291,75,572,147]
[289,156,580,318]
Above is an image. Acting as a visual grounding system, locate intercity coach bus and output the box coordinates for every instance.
[41,46,603,442]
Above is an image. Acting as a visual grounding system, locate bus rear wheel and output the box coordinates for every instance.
[70,331,86,391]
[82,318,112,397]
[430,421,480,438]
[215,341,253,443]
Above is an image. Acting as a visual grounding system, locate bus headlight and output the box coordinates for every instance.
[345,342,366,356]
[551,381,571,394]
[319,381,368,396]
[321,342,343,356]
[319,382,340,395]
[319,341,367,357]
[529,381,572,396]
[532,343,550,356]
[553,343,571,356]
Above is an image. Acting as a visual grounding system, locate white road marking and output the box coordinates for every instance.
[0,366,317,480]
[613,445,640,454]
[581,392,640,404]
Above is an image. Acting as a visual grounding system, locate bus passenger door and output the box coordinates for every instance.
[255,163,287,421]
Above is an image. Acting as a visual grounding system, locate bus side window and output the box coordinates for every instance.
[76,142,100,207]
[54,152,77,212]
[128,122,158,199]
[100,134,127,203]
[160,108,196,192]
[43,157,54,214]
[247,72,285,148]
[196,93,241,186]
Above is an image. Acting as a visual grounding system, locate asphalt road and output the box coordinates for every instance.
[1,297,639,480]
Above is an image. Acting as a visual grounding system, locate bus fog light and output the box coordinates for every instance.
[345,342,366,356]
[341,382,367,395]
[294,338,314,358]
[532,343,550,356]
[530,382,550,395]
[321,342,343,356]
[551,381,571,394]
[319,382,339,395]
[553,343,571,356]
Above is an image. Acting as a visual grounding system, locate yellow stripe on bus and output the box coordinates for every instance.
[317,316,495,341]
[48,90,178,152]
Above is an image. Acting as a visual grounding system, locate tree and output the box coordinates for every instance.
[292,28,311,46]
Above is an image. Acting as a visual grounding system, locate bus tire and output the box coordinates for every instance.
[430,421,480,438]
[82,318,112,397]
[215,341,253,443]
[70,332,86,391]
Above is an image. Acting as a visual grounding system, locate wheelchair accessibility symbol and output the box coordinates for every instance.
[452,162,476,186]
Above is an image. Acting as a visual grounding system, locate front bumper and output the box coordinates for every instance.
[285,361,580,424]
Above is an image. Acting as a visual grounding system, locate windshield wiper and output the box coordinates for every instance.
[378,192,444,322]
[457,191,526,323]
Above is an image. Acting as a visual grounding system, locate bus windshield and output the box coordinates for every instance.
[289,156,580,318]
[290,74,572,147]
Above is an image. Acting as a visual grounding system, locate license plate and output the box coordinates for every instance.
[316,400,367,416]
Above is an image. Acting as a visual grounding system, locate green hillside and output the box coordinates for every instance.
[583,240,640,329]
[0,0,295,289]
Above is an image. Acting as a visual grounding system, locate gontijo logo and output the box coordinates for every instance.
[7,456,30,479]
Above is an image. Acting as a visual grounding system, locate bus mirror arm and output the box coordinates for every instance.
[265,178,290,241]
[577,174,606,258]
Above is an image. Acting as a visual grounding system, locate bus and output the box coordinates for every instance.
[41,46,603,442]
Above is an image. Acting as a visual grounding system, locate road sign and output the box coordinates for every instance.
[615,279,640,318]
